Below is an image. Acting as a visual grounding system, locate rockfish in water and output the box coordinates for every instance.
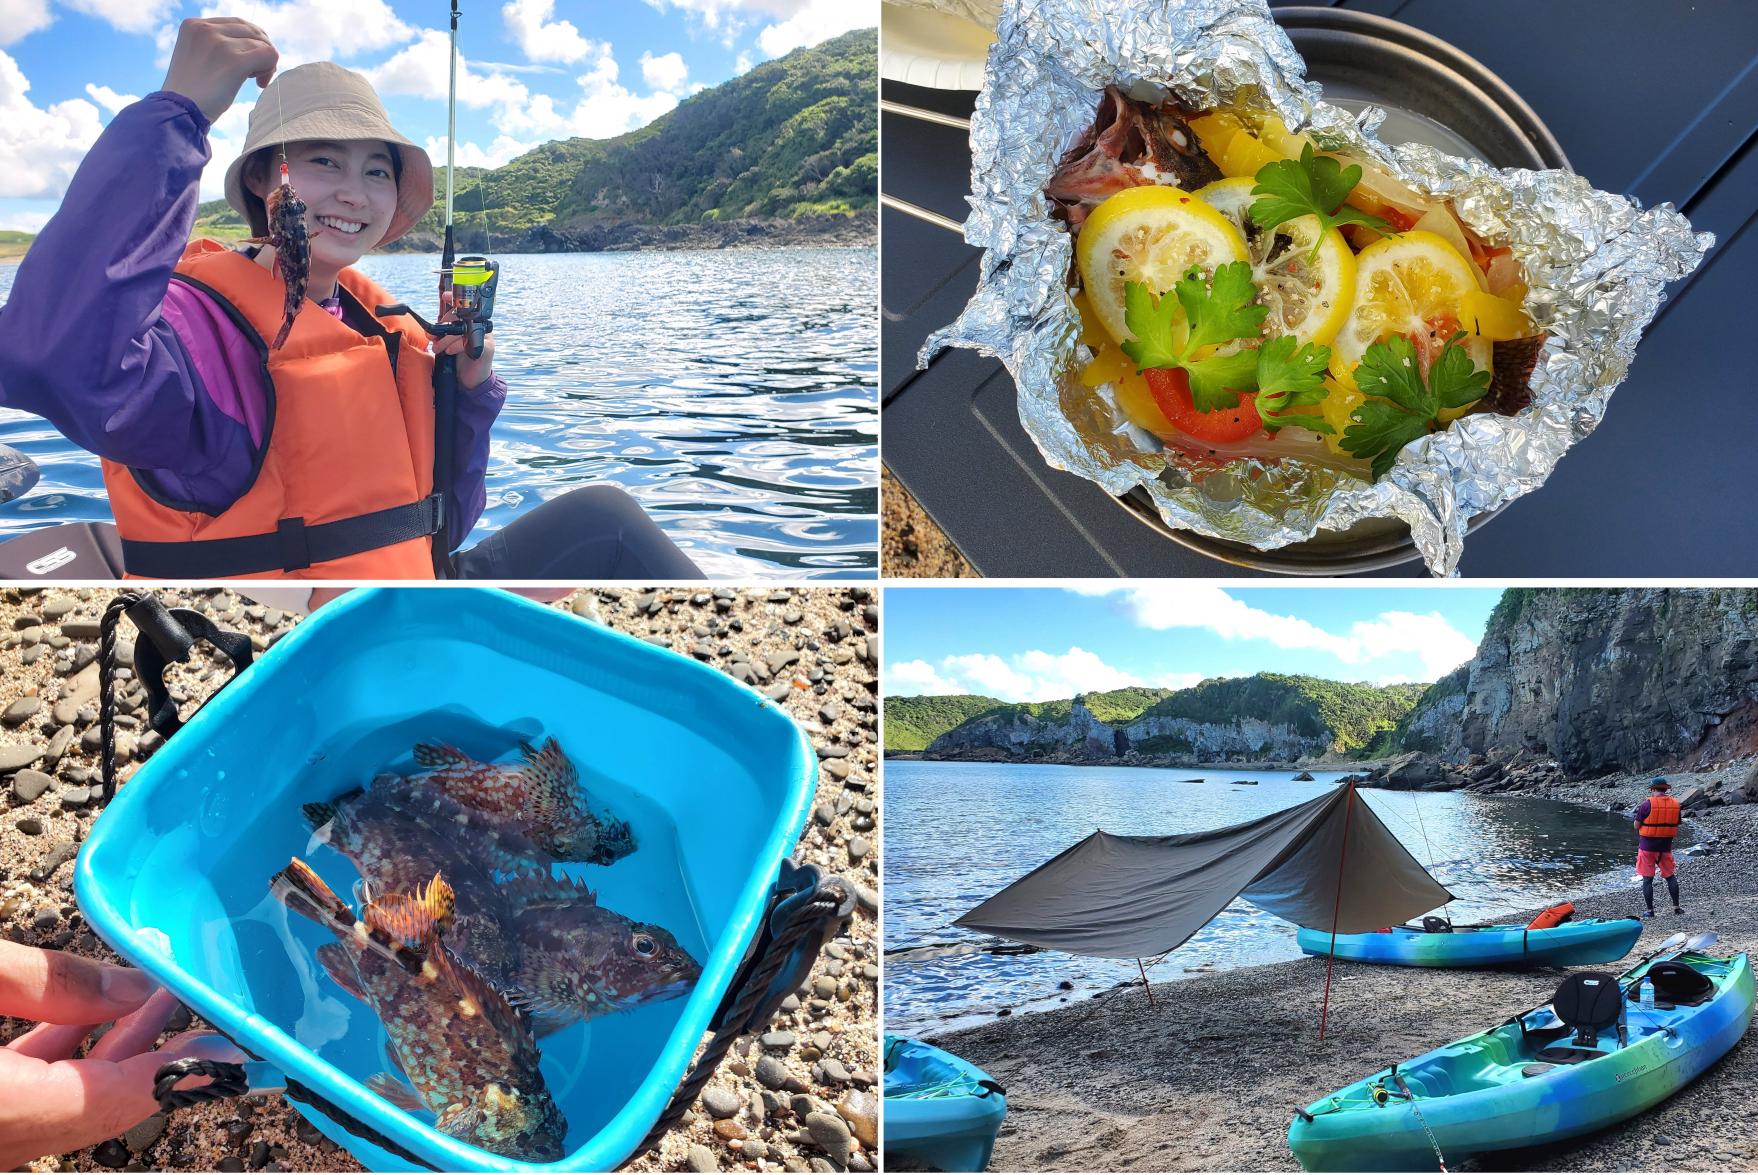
[302,777,540,990]
[502,872,702,1035]
[270,860,567,1162]
[408,737,637,866]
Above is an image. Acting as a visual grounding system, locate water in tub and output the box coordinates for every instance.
[212,706,711,1160]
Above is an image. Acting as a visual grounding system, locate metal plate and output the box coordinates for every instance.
[1114,5,1572,575]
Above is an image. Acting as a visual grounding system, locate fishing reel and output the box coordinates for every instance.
[374,256,498,360]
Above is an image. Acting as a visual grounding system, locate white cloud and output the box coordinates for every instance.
[0,207,52,232]
[0,50,104,199]
[887,647,1205,704]
[886,659,963,697]
[192,0,416,66]
[639,50,688,94]
[65,0,177,35]
[423,132,535,171]
[199,103,254,202]
[733,51,754,75]
[0,0,53,46]
[83,83,138,116]
[643,0,867,54]
[754,0,868,58]
[364,29,529,110]
[1068,586,1478,681]
[501,0,593,64]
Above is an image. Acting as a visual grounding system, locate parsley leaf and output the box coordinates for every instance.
[1120,262,1268,412]
[1341,333,1492,478]
[1254,334,1332,433]
[1250,143,1395,261]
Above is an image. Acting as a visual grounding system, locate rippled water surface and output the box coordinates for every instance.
[886,761,1656,1035]
[0,248,876,577]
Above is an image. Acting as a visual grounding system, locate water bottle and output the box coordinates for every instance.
[1640,976,1656,1011]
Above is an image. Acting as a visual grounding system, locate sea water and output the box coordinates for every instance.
[0,247,877,578]
[886,761,1663,1035]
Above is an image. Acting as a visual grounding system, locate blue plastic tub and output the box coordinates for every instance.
[75,587,818,1172]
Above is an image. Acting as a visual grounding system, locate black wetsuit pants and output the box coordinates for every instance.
[452,485,704,579]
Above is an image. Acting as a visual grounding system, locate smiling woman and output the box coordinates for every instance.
[0,17,705,581]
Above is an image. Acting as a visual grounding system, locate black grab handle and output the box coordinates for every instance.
[99,593,253,803]
[153,1057,250,1110]
[635,858,855,1158]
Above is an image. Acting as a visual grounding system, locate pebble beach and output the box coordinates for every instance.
[0,585,880,1174]
[914,769,1758,1172]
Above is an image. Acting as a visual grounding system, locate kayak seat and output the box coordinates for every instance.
[1639,961,1716,1008]
[1536,971,1621,1060]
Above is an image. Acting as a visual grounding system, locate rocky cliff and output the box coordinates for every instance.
[1385,589,1758,776]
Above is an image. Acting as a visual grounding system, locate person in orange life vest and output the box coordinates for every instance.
[0,18,702,579]
[1632,777,1683,918]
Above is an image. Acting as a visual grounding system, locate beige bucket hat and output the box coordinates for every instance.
[224,61,434,246]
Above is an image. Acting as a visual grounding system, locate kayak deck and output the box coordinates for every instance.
[885,1034,1008,1172]
[1289,951,1754,1170]
[1295,916,1642,968]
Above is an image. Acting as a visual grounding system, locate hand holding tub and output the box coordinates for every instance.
[0,941,243,1167]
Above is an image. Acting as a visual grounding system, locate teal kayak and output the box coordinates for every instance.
[1288,950,1755,1171]
[1296,917,1642,968]
[883,1034,1007,1172]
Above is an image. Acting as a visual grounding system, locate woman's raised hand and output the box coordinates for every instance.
[161,17,279,125]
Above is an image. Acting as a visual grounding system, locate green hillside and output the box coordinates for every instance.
[555,28,875,224]
[1078,687,1176,724]
[1363,664,1471,756]
[1141,673,1426,754]
[884,694,1004,752]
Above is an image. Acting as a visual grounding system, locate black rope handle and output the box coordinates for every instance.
[153,1057,250,1110]
[98,593,254,803]
[632,861,854,1158]
[98,593,144,804]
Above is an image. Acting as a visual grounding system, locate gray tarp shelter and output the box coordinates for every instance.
[956,784,1454,959]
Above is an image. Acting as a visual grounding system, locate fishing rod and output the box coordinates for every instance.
[376,0,498,577]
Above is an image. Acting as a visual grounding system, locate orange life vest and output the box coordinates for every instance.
[1526,901,1574,930]
[102,240,440,579]
[1638,793,1681,840]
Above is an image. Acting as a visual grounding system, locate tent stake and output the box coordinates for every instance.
[1319,781,1358,1040]
[1138,958,1155,1007]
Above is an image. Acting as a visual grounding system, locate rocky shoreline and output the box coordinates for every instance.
[0,586,879,1174]
[883,749,1357,775]
[384,210,874,256]
[913,771,1758,1172]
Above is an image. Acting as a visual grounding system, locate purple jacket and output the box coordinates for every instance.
[0,91,501,551]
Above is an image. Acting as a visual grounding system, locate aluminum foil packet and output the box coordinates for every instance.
[918,0,1712,575]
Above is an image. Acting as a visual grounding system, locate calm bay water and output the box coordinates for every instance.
[885,760,1653,1035]
[0,248,876,578]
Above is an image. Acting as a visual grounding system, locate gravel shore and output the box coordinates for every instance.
[0,586,879,1174]
[918,772,1758,1172]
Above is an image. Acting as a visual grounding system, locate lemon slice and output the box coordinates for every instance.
[1195,177,1355,347]
[1075,185,1249,346]
[1329,230,1491,389]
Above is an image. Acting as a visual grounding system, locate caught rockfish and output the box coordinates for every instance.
[250,161,309,349]
[303,778,540,990]
[408,738,637,866]
[270,861,567,1162]
[503,872,702,1035]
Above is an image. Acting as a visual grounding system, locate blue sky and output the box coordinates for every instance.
[0,0,875,231]
[884,586,1504,700]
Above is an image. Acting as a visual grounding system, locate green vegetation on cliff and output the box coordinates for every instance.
[1137,673,1426,754]
[1078,687,1176,724]
[1363,664,1470,757]
[884,694,1004,752]
[192,29,874,240]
